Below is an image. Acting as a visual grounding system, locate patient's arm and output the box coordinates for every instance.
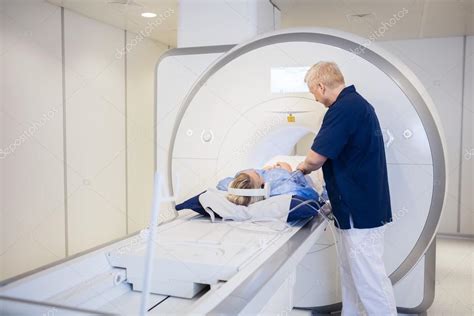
[297,150,327,174]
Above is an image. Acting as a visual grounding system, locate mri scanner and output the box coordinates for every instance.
[0,28,446,315]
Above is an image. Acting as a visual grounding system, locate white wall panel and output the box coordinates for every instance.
[125,33,168,233]
[380,37,465,234]
[460,36,473,234]
[0,0,65,280]
[0,0,169,280]
[64,10,126,255]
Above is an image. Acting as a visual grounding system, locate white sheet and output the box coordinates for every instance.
[199,188,292,222]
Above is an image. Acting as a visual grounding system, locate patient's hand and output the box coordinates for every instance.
[264,161,293,172]
[275,162,292,172]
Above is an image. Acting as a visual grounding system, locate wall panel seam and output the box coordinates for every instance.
[61,7,69,257]
[124,30,129,235]
[457,35,467,233]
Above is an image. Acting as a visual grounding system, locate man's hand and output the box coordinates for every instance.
[297,162,309,175]
[299,150,328,174]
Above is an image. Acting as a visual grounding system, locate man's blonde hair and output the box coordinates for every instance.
[227,173,263,206]
[304,61,345,89]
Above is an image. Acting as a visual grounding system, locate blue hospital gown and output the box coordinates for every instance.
[217,168,319,201]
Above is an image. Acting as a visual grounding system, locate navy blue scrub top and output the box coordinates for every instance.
[311,85,392,229]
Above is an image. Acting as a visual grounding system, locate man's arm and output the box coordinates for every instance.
[297,150,327,174]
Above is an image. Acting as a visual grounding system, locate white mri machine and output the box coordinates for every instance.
[0,28,446,315]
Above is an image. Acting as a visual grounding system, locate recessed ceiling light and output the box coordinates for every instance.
[141,12,157,18]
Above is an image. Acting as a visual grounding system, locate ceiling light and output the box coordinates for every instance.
[141,12,157,18]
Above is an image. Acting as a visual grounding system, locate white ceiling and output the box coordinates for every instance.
[47,0,178,47]
[273,0,474,40]
[47,0,473,48]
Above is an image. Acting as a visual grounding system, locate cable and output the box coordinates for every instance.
[291,197,346,275]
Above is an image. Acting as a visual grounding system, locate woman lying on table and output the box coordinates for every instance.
[217,161,319,206]
[175,162,325,222]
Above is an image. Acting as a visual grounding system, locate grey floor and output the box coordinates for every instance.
[290,235,473,316]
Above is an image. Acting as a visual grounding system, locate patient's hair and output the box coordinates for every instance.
[227,173,264,206]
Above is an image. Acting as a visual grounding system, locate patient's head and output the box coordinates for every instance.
[227,170,264,206]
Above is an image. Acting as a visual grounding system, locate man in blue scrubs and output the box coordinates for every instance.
[297,61,397,315]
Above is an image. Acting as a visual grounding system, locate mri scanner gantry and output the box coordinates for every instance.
[156,28,447,313]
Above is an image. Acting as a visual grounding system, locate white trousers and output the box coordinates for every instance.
[336,215,397,316]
